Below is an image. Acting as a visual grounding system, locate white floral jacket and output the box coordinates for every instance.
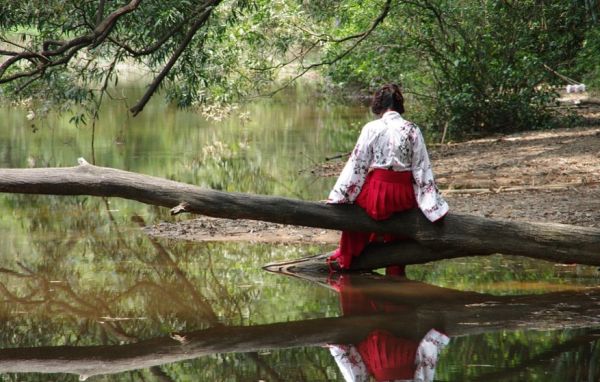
[328,111,448,222]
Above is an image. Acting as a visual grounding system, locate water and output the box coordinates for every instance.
[0,85,599,381]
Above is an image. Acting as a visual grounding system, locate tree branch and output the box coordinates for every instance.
[129,1,221,116]
[0,0,142,83]
[108,16,190,57]
[96,0,107,26]
[0,160,599,266]
[266,0,393,96]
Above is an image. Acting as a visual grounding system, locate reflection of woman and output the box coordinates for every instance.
[327,84,448,272]
[329,330,449,382]
[328,274,449,382]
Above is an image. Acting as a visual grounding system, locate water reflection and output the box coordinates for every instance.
[327,274,449,382]
[2,87,600,381]
[1,250,600,381]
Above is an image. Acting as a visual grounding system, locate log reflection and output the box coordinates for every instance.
[0,273,599,379]
[1,198,599,380]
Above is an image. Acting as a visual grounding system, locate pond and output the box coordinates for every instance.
[0,85,599,381]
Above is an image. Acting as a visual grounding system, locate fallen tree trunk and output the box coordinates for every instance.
[0,159,599,265]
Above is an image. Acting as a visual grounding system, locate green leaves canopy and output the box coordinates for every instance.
[1,0,598,137]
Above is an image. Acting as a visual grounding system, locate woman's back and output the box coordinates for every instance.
[366,111,417,172]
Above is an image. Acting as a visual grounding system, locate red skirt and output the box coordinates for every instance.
[333,169,417,270]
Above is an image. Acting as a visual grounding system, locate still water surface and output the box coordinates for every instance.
[0,87,599,381]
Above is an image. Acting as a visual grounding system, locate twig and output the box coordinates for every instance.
[543,63,580,85]
[265,0,393,97]
[325,152,351,161]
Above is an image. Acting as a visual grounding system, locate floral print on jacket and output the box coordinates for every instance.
[328,111,448,222]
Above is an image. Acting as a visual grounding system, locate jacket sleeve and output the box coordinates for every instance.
[328,124,373,204]
[328,345,369,382]
[414,329,450,382]
[410,126,449,221]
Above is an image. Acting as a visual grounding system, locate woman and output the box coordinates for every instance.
[327,84,448,271]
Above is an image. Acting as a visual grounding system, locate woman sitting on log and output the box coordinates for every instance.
[327,83,448,273]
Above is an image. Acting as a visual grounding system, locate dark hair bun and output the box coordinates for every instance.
[371,84,405,115]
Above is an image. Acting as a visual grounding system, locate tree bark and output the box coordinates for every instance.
[0,159,599,265]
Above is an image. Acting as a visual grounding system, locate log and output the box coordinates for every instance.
[0,159,599,265]
[1,279,599,378]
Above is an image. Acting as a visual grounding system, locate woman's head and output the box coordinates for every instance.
[371,84,404,115]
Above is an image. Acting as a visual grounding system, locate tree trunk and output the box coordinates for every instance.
[0,159,599,265]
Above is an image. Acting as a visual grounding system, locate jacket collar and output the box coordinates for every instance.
[381,110,402,122]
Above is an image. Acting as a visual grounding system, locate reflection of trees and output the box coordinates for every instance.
[0,198,296,380]
[1,204,218,330]
[1,275,600,380]
[466,329,600,382]
[2,197,600,381]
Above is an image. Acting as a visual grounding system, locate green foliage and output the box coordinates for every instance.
[1,0,600,136]
[321,0,597,138]
[0,0,305,124]
[575,25,600,90]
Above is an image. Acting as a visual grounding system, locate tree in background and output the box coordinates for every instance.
[0,0,598,138]
[0,0,390,121]
[322,0,599,138]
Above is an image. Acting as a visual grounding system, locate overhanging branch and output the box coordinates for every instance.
[0,0,142,83]
[129,1,221,116]
[267,0,393,96]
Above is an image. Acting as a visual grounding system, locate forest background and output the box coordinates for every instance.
[1,0,599,140]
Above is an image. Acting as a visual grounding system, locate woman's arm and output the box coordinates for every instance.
[414,329,450,382]
[328,344,369,382]
[410,125,449,222]
[328,124,374,204]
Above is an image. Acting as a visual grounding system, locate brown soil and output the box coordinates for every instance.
[145,125,600,243]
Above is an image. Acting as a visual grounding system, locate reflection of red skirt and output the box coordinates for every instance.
[358,330,419,381]
[334,169,417,269]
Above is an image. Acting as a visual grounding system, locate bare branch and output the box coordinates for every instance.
[0,49,19,56]
[14,73,44,94]
[96,0,107,26]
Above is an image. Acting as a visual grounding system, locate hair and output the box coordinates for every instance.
[370,83,405,115]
